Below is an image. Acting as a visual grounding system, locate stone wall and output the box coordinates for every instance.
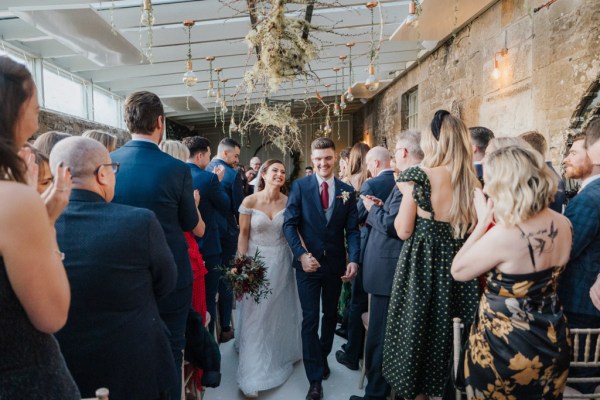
[369,0,600,165]
[38,109,129,144]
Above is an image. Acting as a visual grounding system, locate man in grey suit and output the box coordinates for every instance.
[349,130,423,400]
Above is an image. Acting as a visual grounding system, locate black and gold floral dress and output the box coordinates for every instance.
[382,167,481,398]
[464,266,570,400]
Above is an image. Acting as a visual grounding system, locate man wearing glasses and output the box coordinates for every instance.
[51,136,178,400]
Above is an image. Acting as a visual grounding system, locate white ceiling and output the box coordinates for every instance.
[0,0,489,127]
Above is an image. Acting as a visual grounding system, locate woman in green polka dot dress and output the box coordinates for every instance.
[382,111,482,399]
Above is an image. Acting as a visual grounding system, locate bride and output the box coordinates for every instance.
[235,159,302,397]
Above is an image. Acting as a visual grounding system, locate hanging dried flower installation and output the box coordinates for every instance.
[240,103,303,155]
[243,0,323,93]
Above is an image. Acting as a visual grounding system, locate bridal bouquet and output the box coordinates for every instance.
[223,249,272,304]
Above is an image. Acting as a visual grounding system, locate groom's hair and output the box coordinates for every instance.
[311,137,335,151]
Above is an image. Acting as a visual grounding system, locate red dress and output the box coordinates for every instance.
[184,232,208,390]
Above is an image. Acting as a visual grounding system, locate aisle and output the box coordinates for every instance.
[204,333,364,400]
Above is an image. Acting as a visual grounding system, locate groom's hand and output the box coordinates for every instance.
[341,262,358,282]
[300,253,320,273]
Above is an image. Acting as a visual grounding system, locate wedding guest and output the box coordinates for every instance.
[23,143,53,194]
[520,130,566,212]
[33,130,71,156]
[483,136,528,161]
[452,144,571,399]
[249,156,261,172]
[236,159,302,398]
[207,138,244,343]
[305,166,314,176]
[586,117,600,163]
[82,129,117,152]
[337,142,370,339]
[0,55,79,399]
[336,146,395,371]
[349,130,423,400]
[183,136,230,335]
[383,110,481,399]
[53,136,178,400]
[559,120,600,394]
[245,168,258,196]
[468,126,494,179]
[110,91,200,400]
[339,147,351,180]
[283,137,360,400]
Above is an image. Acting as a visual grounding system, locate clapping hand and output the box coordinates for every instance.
[214,165,225,182]
[193,189,201,207]
[473,188,494,228]
[360,194,383,212]
[18,146,38,188]
[300,253,320,273]
[43,162,72,224]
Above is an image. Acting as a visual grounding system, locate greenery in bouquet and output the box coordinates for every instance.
[222,249,272,304]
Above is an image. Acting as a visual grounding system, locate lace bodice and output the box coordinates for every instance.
[239,206,287,247]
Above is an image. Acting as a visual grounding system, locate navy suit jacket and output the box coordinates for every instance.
[206,158,244,241]
[283,175,360,275]
[111,140,199,289]
[187,163,230,261]
[547,162,566,213]
[55,190,177,400]
[357,171,396,264]
[559,178,600,317]
[363,187,404,296]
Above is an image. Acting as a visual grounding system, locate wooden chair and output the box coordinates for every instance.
[452,317,465,400]
[82,388,109,400]
[564,328,600,399]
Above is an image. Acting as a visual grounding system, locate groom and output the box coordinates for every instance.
[284,137,360,400]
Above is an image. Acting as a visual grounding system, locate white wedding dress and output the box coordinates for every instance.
[235,206,302,395]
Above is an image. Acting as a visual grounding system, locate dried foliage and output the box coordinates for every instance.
[241,103,303,154]
[244,0,324,93]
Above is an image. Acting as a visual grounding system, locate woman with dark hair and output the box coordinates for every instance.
[347,142,371,191]
[382,110,482,399]
[235,159,302,397]
[0,56,79,398]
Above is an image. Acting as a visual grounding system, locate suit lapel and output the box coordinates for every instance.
[309,175,328,225]
[327,178,346,226]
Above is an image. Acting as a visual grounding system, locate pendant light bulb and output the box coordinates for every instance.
[182,61,198,87]
[229,116,238,133]
[141,0,155,27]
[206,81,215,98]
[492,58,500,80]
[365,64,380,92]
[340,96,347,110]
[333,103,340,117]
[346,86,354,102]
[221,101,229,114]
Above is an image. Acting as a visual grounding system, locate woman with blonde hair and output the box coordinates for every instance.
[382,110,481,399]
[347,142,370,191]
[452,145,571,399]
[82,130,117,152]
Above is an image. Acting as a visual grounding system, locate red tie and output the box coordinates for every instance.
[321,181,329,209]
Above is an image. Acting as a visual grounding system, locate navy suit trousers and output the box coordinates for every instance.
[296,268,343,383]
[364,294,392,399]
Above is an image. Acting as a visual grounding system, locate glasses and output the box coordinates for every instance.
[94,162,120,175]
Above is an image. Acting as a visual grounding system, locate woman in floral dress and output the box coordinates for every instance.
[452,145,572,399]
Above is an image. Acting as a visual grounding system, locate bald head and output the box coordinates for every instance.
[365,146,391,177]
[50,137,115,201]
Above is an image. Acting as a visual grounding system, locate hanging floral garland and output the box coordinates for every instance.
[240,103,303,154]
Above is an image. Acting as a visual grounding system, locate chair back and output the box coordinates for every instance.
[565,328,600,399]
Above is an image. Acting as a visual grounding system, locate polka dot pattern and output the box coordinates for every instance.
[382,167,480,398]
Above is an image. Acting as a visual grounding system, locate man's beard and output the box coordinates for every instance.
[565,165,591,179]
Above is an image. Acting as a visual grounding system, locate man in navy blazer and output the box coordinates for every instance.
[110,91,200,400]
[469,126,494,181]
[284,137,360,400]
[52,137,178,400]
[559,124,600,394]
[183,135,231,334]
[336,146,396,370]
[206,137,244,342]
[348,129,423,400]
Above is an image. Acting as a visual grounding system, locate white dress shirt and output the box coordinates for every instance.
[580,173,600,192]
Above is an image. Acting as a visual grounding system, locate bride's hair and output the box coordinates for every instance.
[256,159,286,193]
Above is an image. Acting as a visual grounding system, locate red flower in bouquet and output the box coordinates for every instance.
[222,249,272,304]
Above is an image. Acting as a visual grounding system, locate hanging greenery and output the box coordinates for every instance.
[241,103,303,154]
[243,0,325,93]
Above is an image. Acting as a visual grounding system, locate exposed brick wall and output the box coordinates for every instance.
[368,0,600,166]
[37,109,130,144]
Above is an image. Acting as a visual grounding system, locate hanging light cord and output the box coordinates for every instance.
[187,26,192,62]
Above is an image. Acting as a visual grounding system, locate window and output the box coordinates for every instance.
[401,86,419,130]
[93,88,121,128]
[43,64,86,118]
